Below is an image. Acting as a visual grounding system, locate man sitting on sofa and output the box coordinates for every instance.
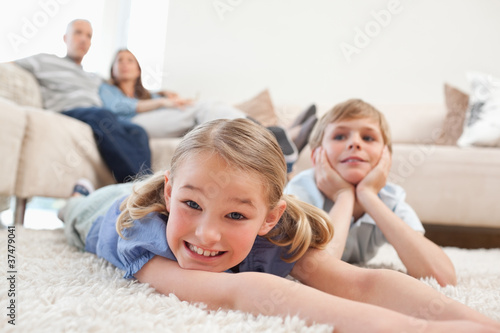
[13,19,151,183]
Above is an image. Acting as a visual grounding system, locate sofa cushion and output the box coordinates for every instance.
[374,104,446,144]
[457,72,500,147]
[437,84,469,145]
[0,97,27,195]
[150,137,183,172]
[389,144,500,228]
[0,63,43,108]
[234,89,279,127]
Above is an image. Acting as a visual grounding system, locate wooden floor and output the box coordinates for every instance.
[423,224,500,249]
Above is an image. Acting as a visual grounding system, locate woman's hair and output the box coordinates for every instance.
[117,118,334,262]
[109,49,151,100]
[309,99,392,153]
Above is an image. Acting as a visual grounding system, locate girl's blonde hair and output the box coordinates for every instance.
[309,99,392,153]
[117,118,333,262]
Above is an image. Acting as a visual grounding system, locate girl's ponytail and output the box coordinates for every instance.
[265,194,334,263]
[116,172,167,238]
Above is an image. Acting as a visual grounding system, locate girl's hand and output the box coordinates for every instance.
[313,147,355,202]
[357,146,391,197]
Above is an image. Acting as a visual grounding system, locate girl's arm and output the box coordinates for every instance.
[135,256,496,333]
[292,248,500,331]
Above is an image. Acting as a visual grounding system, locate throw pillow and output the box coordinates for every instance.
[234,89,279,127]
[436,84,469,145]
[457,72,500,147]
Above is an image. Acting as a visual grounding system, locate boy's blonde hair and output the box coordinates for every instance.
[117,118,334,263]
[309,99,392,153]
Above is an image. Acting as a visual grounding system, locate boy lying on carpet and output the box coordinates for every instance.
[60,118,500,332]
[285,99,457,286]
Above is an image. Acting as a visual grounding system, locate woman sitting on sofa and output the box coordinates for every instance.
[99,49,298,170]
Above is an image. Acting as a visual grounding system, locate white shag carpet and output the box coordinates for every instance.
[1,227,499,333]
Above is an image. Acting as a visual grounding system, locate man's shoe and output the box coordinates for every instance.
[293,115,317,153]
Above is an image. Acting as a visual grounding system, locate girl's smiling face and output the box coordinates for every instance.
[320,117,385,185]
[164,152,283,272]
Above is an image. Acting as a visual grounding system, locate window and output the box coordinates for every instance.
[0,0,105,69]
[126,0,170,90]
[1,0,169,88]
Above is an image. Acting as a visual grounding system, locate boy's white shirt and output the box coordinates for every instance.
[285,168,424,263]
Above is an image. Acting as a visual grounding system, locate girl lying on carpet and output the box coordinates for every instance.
[60,118,500,332]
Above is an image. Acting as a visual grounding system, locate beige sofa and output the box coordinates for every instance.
[2,62,500,231]
[0,62,180,224]
[294,103,500,230]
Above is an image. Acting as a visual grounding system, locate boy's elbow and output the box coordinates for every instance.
[431,257,457,287]
[434,265,457,287]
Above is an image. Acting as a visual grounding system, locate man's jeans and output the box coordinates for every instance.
[63,107,152,183]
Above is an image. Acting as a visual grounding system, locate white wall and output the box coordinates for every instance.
[3,0,499,108]
[163,0,500,108]
[1,0,169,88]
[0,0,122,76]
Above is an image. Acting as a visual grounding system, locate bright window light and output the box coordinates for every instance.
[1,0,169,88]
[0,0,104,68]
[126,0,170,91]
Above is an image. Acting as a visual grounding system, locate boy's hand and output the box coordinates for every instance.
[313,147,355,202]
[357,146,391,197]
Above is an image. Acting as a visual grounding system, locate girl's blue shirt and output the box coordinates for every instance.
[85,196,296,279]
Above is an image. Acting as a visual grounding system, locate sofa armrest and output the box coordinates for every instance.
[0,63,43,108]
[0,97,27,196]
[15,107,115,199]
[390,144,500,228]
[150,137,183,172]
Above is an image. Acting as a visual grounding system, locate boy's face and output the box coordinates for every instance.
[320,117,385,185]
